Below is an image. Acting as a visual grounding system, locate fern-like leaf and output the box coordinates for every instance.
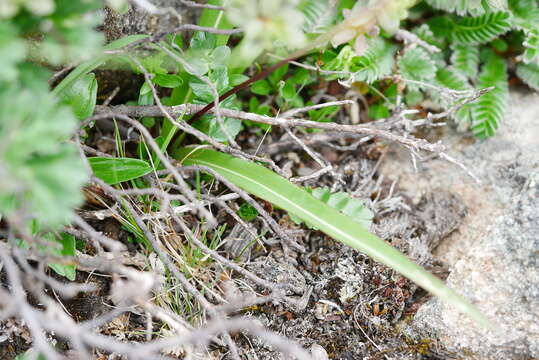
[425,0,483,15]
[471,56,508,138]
[451,44,480,79]
[426,0,507,15]
[436,67,472,91]
[299,0,337,35]
[290,187,373,229]
[399,47,437,89]
[508,0,539,63]
[522,27,539,64]
[352,38,397,84]
[516,63,539,91]
[508,0,539,28]
[412,24,447,49]
[452,11,511,45]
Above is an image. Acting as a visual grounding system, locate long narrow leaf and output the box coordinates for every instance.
[174,147,491,328]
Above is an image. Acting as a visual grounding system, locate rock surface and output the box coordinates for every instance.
[102,0,199,41]
[380,90,539,359]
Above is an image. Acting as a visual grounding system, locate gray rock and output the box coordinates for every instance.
[406,91,539,359]
[414,173,538,359]
[102,0,199,41]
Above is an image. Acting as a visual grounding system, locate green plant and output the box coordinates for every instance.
[82,0,519,328]
[173,147,491,327]
[0,0,107,284]
[9,1,539,344]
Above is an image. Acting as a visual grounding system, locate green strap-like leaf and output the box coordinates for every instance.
[174,147,492,328]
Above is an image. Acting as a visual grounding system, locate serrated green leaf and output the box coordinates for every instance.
[516,63,539,91]
[88,157,153,184]
[59,73,97,120]
[352,38,397,84]
[451,44,480,78]
[452,11,511,45]
[435,67,474,123]
[435,68,472,91]
[426,0,484,15]
[508,0,539,28]
[470,56,508,138]
[412,23,447,49]
[522,28,539,63]
[399,47,436,88]
[173,147,492,329]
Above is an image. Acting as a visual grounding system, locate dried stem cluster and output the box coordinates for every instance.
[0,2,486,359]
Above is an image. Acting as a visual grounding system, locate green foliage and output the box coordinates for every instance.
[89,157,153,185]
[299,0,337,35]
[452,12,511,45]
[516,63,539,91]
[399,47,437,88]
[0,22,26,81]
[451,44,480,79]
[352,38,397,83]
[435,68,472,92]
[0,82,87,228]
[425,0,484,15]
[471,55,508,138]
[1,0,104,65]
[237,203,259,222]
[508,0,539,63]
[174,147,492,329]
[59,73,98,120]
[226,0,307,68]
[15,351,47,360]
[46,232,77,280]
